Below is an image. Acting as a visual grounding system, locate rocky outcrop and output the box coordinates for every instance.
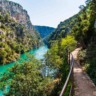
[0,0,41,64]
[0,0,40,40]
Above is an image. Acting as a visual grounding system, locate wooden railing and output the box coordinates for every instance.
[59,53,74,96]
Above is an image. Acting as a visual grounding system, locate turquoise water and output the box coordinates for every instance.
[0,45,48,96]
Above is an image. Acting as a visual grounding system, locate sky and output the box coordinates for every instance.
[10,0,86,28]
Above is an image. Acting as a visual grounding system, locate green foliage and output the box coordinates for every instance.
[48,0,96,48]
[87,57,96,84]
[47,0,96,93]
[45,35,77,95]
[75,0,96,85]
[78,50,87,65]
[0,12,40,64]
[0,49,7,64]
[61,36,77,52]
[0,55,53,96]
[45,44,62,70]
[47,15,77,44]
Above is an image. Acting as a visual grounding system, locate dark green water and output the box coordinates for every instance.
[0,46,48,96]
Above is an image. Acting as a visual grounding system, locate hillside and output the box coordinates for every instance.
[47,0,96,85]
[34,25,55,38]
[44,15,78,46]
[0,0,40,40]
[48,15,77,41]
[0,0,41,64]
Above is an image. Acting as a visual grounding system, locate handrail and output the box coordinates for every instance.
[59,53,74,96]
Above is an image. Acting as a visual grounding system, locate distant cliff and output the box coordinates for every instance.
[0,0,40,39]
[34,25,55,38]
[0,0,41,64]
[47,15,77,41]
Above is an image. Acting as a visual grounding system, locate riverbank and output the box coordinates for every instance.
[0,46,48,96]
[0,46,48,74]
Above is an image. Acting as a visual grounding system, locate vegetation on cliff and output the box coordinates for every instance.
[48,0,96,85]
[34,25,55,39]
[0,0,41,64]
[0,13,40,64]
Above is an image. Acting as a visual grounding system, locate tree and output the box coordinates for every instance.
[0,55,53,96]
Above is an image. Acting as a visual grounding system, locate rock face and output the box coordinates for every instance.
[0,0,41,64]
[0,0,40,39]
[34,25,55,38]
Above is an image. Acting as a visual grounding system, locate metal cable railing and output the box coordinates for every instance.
[59,53,74,96]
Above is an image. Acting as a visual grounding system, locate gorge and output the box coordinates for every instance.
[0,0,96,96]
[0,1,51,95]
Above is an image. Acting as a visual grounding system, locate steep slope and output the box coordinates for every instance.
[47,15,77,41]
[47,0,96,85]
[0,0,40,40]
[0,0,41,64]
[34,25,55,38]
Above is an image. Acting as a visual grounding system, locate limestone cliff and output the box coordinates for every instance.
[0,0,40,39]
[0,0,41,64]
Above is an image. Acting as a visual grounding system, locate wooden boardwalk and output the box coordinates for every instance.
[72,48,96,96]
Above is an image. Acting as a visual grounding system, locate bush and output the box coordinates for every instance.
[61,35,77,52]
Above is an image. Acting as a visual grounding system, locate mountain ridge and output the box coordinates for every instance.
[34,25,55,38]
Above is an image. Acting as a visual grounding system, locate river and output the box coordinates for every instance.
[0,45,48,96]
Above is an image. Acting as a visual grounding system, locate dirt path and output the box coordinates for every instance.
[72,48,96,96]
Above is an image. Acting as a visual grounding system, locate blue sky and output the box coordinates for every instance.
[10,0,86,28]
